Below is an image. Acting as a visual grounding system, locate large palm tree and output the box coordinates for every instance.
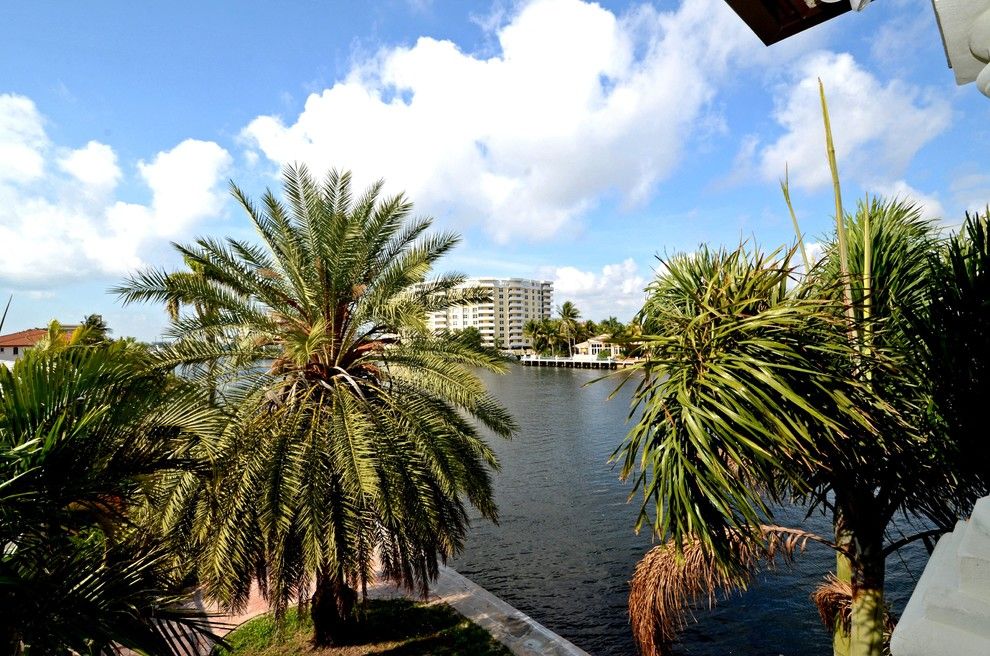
[598,316,625,336]
[612,198,986,656]
[609,85,989,656]
[115,165,515,646]
[0,339,220,654]
[523,317,559,354]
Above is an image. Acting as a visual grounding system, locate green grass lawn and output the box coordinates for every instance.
[216,598,513,656]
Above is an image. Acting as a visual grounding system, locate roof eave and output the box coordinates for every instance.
[723,0,853,46]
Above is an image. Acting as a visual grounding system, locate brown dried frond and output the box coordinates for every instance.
[629,525,818,656]
[812,574,896,647]
[813,574,852,633]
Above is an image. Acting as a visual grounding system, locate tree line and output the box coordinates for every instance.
[522,306,635,357]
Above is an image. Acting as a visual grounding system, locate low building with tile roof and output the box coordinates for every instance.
[0,326,78,364]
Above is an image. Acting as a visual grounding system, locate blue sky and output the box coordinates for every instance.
[1,0,988,340]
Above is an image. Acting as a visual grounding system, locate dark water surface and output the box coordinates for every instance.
[450,365,929,656]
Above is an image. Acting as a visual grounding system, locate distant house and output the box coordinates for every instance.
[0,326,77,364]
[572,334,621,359]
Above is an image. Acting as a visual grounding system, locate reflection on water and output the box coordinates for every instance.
[450,365,928,655]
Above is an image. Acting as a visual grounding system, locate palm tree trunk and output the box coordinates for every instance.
[833,549,852,656]
[311,566,357,647]
[849,531,885,656]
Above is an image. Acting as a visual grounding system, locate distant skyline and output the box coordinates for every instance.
[1,0,987,340]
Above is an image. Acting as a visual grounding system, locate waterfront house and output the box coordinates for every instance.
[0,326,76,365]
[572,334,621,359]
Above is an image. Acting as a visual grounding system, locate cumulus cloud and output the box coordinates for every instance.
[546,258,647,320]
[756,51,950,190]
[951,173,990,216]
[58,141,121,191]
[868,180,945,221]
[0,94,48,184]
[0,95,231,285]
[242,0,760,242]
[136,139,232,235]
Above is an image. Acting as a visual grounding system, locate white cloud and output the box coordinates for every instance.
[756,51,951,190]
[58,141,121,191]
[951,173,990,216]
[137,139,232,236]
[0,94,48,184]
[869,5,939,75]
[868,180,945,221]
[242,0,761,242]
[545,258,647,320]
[805,241,825,266]
[26,290,55,300]
[0,96,231,285]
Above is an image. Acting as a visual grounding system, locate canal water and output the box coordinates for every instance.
[450,365,930,655]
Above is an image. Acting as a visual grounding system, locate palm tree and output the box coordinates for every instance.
[613,202,986,656]
[0,339,221,654]
[911,209,990,516]
[598,316,625,336]
[523,318,551,354]
[557,301,581,356]
[80,313,111,343]
[609,85,987,656]
[115,165,515,646]
[34,318,115,352]
[523,317,566,355]
[613,215,943,655]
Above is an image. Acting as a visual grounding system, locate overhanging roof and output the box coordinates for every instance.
[724,0,853,45]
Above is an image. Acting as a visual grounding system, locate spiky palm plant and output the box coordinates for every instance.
[911,209,990,518]
[115,165,515,646]
[613,199,967,656]
[609,80,986,656]
[0,340,221,654]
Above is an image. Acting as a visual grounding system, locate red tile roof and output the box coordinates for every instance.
[0,327,77,348]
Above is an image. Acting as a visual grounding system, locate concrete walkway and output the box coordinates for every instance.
[209,566,591,656]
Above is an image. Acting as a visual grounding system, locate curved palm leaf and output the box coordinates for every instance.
[0,341,222,654]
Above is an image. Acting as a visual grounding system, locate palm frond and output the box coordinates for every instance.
[629,524,815,656]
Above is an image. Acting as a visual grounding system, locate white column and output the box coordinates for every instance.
[933,0,990,98]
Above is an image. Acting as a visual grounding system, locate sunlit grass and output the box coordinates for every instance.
[216,598,512,656]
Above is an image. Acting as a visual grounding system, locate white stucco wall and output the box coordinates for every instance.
[0,347,20,364]
[932,0,990,97]
[890,496,990,655]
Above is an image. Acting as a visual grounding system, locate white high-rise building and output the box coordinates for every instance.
[426,278,553,351]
